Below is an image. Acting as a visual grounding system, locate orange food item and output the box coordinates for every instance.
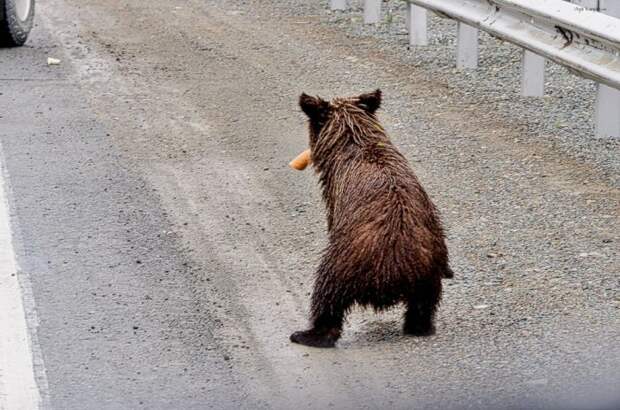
[289,149,312,171]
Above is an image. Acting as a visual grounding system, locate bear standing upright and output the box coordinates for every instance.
[290,90,453,348]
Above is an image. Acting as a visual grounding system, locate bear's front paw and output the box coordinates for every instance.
[290,329,338,348]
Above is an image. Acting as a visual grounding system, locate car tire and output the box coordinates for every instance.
[0,0,35,47]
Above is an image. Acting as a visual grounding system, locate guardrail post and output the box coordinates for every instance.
[329,0,347,11]
[364,0,381,24]
[595,0,620,138]
[571,0,599,10]
[457,23,478,69]
[521,50,545,97]
[407,3,428,46]
[602,0,620,16]
[595,85,620,138]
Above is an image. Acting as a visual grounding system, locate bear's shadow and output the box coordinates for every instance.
[342,318,407,348]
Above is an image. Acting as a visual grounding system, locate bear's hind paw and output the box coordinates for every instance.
[290,329,338,348]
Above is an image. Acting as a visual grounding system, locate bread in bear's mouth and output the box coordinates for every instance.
[289,149,312,171]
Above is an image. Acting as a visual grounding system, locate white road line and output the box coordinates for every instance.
[0,160,41,410]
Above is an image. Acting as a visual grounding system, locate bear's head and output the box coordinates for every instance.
[299,89,382,153]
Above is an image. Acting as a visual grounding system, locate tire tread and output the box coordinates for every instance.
[0,0,35,47]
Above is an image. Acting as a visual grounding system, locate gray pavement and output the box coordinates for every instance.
[0,16,243,409]
[0,0,618,409]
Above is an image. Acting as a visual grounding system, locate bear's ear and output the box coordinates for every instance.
[356,89,382,114]
[299,93,329,121]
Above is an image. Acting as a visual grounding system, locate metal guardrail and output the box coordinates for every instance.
[328,0,620,138]
[408,0,620,90]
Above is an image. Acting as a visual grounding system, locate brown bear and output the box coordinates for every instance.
[290,89,453,348]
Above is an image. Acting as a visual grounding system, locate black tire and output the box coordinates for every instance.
[0,0,35,47]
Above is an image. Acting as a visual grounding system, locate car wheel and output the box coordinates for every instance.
[0,0,35,47]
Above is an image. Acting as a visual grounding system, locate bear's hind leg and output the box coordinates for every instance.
[403,277,441,336]
[290,297,348,348]
[290,262,351,348]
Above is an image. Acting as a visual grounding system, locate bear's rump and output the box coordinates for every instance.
[323,244,433,309]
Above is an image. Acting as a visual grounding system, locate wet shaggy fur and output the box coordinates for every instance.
[290,90,453,348]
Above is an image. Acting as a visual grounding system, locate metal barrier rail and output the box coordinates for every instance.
[328,0,620,138]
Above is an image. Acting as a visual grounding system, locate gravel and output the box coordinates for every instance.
[223,0,620,406]
[268,0,620,185]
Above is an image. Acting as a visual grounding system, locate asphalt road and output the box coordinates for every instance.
[0,0,618,409]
